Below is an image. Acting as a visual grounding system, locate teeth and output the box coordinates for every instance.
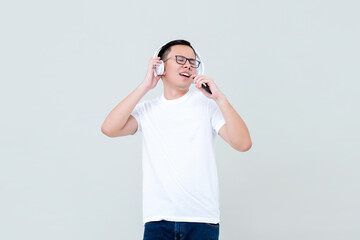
[180,73,190,77]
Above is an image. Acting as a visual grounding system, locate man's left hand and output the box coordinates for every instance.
[192,75,225,101]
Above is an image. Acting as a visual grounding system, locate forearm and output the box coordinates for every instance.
[101,83,148,133]
[215,95,252,151]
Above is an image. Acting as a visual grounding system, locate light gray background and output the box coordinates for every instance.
[1,0,359,239]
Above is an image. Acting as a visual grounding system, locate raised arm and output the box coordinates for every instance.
[192,74,252,152]
[101,57,162,137]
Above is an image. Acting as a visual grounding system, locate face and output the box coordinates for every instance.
[162,45,197,90]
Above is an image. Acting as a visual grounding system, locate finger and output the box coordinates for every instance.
[150,57,160,63]
[199,77,212,84]
[191,74,200,81]
[195,77,207,86]
[152,60,163,67]
[197,79,210,88]
[192,75,203,83]
[194,75,207,82]
[196,84,209,95]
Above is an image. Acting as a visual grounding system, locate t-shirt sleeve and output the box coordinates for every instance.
[209,99,226,134]
[130,102,144,134]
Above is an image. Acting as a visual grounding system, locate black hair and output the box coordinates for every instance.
[157,39,196,60]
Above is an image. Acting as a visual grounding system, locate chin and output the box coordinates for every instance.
[176,83,188,88]
[165,77,191,89]
[174,83,189,90]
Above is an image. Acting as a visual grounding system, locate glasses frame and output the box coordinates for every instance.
[163,55,201,68]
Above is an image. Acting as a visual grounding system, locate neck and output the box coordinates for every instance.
[163,84,189,100]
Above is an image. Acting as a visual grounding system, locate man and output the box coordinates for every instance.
[101,39,252,240]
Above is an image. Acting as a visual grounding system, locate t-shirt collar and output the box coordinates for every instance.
[161,89,192,104]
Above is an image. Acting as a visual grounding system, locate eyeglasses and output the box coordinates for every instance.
[164,55,201,68]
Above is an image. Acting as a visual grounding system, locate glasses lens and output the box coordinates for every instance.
[175,56,200,68]
[176,56,186,64]
[189,59,199,68]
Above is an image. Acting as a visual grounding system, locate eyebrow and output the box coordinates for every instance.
[177,55,196,60]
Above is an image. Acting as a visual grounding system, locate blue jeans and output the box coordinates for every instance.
[143,220,220,240]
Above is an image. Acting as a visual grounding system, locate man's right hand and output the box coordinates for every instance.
[141,57,163,91]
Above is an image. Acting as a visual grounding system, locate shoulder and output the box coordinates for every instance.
[135,95,161,112]
[190,89,219,113]
[139,93,161,105]
[189,89,210,105]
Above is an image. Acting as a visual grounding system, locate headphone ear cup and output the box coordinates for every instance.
[195,53,204,75]
[154,60,164,77]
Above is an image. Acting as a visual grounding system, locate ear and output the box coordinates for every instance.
[160,68,166,81]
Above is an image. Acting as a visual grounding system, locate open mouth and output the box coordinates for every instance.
[179,73,191,78]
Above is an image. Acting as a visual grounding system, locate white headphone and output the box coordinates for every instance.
[153,43,205,77]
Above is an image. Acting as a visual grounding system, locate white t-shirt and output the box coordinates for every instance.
[131,88,226,225]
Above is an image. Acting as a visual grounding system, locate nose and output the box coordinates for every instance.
[183,59,192,69]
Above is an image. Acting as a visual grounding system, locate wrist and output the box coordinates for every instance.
[214,92,227,104]
[138,82,150,94]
